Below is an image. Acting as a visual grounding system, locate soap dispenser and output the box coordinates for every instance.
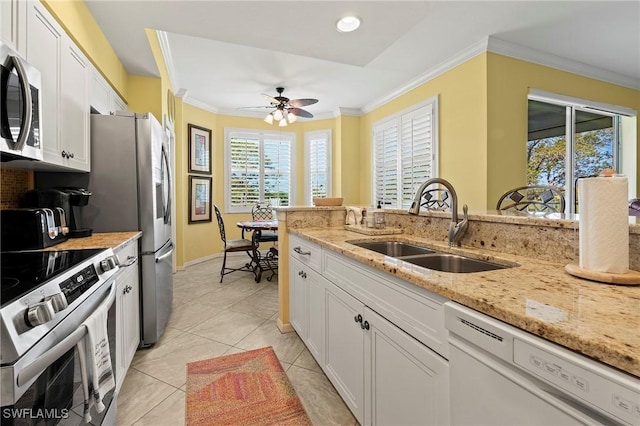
[373,201,385,229]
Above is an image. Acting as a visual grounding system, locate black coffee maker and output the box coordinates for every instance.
[24,188,93,238]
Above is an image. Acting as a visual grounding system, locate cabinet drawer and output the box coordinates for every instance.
[323,250,449,359]
[290,234,322,272]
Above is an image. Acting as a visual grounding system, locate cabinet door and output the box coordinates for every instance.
[115,264,140,392]
[324,282,365,424]
[1,0,26,53]
[306,269,325,365]
[26,0,62,162]
[59,39,90,171]
[289,257,307,336]
[364,306,449,426]
[89,68,111,114]
[111,92,127,113]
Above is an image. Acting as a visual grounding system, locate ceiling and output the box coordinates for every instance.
[84,1,640,119]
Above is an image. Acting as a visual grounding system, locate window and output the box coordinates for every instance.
[527,90,637,212]
[225,128,295,212]
[304,129,331,204]
[373,96,438,209]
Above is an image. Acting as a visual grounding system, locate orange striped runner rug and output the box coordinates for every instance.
[186,347,312,425]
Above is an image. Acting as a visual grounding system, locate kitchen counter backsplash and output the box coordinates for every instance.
[277,207,640,271]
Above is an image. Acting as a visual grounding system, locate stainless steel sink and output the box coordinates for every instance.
[401,254,507,273]
[349,241,435,257]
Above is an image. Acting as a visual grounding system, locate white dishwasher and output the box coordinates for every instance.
[444,302,640,426]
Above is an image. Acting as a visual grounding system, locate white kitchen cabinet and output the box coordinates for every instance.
[114,240,140,392]
[111,92,127,113]
[25,0,90,171]
[90,67,127,115]
[364,306,449,426]
[324,280,366,424]
[1,0,26,54]
[289,235,325,364]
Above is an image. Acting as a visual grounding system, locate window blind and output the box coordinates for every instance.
[306,130,331,203]
[374,100,436,209]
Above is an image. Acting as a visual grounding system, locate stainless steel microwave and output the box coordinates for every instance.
[0,42,43,161]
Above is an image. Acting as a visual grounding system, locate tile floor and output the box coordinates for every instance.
[116,253,357,426]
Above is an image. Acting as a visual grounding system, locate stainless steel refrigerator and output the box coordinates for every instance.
[87,111,173,346]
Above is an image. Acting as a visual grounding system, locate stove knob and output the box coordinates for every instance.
[99,256,120,273]
[45,293,68,312]
[25,300,56,327]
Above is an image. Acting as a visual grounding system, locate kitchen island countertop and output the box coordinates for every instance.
[290,227,640,378]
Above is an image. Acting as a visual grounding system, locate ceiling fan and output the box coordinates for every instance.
[243,87,318,126]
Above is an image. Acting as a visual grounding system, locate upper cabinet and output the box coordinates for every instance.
[26,1,90,171]
[2,0,127,172]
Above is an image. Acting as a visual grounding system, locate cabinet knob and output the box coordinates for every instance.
[361,320,370,330]
[354,314,363,324]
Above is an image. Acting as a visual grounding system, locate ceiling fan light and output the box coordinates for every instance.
[336,16,361,32]
[264,113,274,124]
[279,118,287,127]
[288,112,297,123]
[273,109,284,121]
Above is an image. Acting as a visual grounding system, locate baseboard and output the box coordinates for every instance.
[276,318,294,334]
[183,253,222,268]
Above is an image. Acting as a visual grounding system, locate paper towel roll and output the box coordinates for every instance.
[578,176,629,274]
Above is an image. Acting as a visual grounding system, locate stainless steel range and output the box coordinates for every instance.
[1,248,120,425]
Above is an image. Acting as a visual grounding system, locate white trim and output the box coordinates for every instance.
[488,37,640,91]
[304,129,332,204]
[184,97,219,114]
[183,253,221,269]
[371,95,439,129]
[156,31,178,91]
[528,89,637,117]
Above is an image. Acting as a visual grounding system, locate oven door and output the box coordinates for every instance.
[0,280,118,425]
[0,42,42,161]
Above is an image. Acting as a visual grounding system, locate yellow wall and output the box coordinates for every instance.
[338,115,362,204]
[360,54,488,209]
[486,52,640,208]
[41,0,128,101]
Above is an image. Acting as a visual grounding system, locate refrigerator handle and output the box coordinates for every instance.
[161,144,172,225]
[155,242,174,263]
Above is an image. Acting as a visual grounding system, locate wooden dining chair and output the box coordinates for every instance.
[214,205,256,283]
[251,202,278,243]
[496,185,565,214]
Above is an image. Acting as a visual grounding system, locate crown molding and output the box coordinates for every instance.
[487,36,640,90]
[185,97,219,114]
[156,31,179,91]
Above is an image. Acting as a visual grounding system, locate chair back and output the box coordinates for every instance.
[496,185,565,214]
[252,203,273,220]
[214,205,227,245]
[416,188,452,211]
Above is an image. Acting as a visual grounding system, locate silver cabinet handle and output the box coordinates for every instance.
[293,247,311,256]
[120,255,137,267]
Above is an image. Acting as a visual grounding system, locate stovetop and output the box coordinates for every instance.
[1,249,106,308]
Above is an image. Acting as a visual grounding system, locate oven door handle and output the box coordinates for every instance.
[16,281,118,388]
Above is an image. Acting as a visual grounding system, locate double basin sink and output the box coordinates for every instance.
[348,241,511,273]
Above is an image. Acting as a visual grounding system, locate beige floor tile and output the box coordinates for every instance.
[195,286,259,309]
[132,389,185,426]
[132,330,231,388]
[286,365,357,426]
[229,284,279,319]
[116,369,176,426]
[168,302,226,332]
[235,321,306,364]
[188,309,266,345]
[293,347,323,373]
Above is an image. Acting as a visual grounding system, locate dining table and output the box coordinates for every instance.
[236,220,279,282]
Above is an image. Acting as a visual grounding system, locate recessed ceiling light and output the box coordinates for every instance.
[336,16,361,33]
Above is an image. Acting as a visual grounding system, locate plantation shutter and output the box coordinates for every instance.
[401,104,433,208]
[263,137,291,206]
[374,120,399,207]
[229,136,261,208]
[309,134,329,201]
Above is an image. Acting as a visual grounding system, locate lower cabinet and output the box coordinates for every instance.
[289,233,450,425]
[114,242,140,392]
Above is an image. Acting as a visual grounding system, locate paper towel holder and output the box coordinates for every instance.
[565,264,640,285]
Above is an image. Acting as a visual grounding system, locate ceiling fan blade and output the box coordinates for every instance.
[261,93,280,105]
[237,105,275,110]
[288,107,313,118]
[289,98,318,108]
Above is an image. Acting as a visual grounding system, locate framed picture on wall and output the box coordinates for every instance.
[188,124,212,174]
[188,175,212,223]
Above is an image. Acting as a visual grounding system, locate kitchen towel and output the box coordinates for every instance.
[578,175,629,274]
[81,301,115,416]
[345,206,363,225]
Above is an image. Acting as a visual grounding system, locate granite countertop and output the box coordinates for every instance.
[44,232,142,251]
[291,227,640,378]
